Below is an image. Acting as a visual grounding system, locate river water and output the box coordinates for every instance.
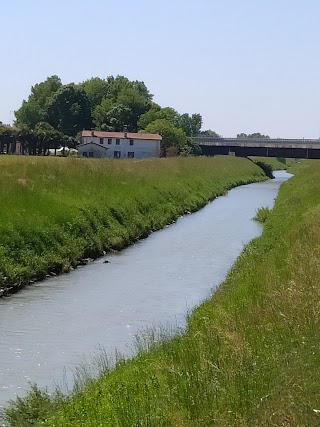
[0,171,291,408]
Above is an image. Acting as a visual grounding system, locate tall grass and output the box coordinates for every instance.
[253,206,272,223]
[4,160,320,426]
[250,156,298,171]
[0,156,266,294]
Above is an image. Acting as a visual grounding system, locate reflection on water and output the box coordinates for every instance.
[0,171,291,407]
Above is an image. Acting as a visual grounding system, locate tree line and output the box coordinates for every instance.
[1,75,218,156]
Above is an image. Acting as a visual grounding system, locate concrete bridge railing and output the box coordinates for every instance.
[192,137,320,149]
[192,137,320,159]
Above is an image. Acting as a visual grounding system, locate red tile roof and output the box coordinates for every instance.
[82,130,162,141]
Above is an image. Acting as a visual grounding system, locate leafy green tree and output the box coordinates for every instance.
[178,113,202,137]
[30,75,62,109]
[92,98,113,129]
[144,119,187,156]
[137,103,161,129]
[138,106,180,130]
[98,105,132,132]
[80,77,110,108]
[200,129,220,137]
[15,99,45,129]
[105,75,131,100]
[15,76,62,129]
[116,86,151,131]
[88,76,153,131]
[106,76,153,102]
[34,122,64,153]
[46,84,92,136]
[237,133,270,139]
[180,137,202,156]
[248,132,270,139]
[0,126,17,153]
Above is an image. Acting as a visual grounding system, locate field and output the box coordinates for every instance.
[0,155,266,294]
[4,160,320,426]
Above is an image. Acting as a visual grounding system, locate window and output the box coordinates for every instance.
[100,138,104,145]
[114,151,121,158]
[128,151,135,158]
[129,139,134,146]
[89,152,94,157]
[108,138,112,144]
[83,152,88,157]
[116,138,120,145]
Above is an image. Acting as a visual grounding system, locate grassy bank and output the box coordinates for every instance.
[7,161,320,427]
[4,161,320,426]
[0,155,266,295]
[250,156,297,171]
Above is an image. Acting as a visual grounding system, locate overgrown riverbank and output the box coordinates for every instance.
[250,156,297,171]
[0,156,266,295]
[4,160,320,426]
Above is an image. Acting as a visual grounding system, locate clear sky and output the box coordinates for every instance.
[1,0,320,138]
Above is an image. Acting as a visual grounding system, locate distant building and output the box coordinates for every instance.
[78,130,162,159]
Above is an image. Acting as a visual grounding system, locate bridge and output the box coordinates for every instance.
[193,137,320,159]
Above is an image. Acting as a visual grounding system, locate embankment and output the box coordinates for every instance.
[0,156,266,295]
[4,160,320,426]
[250,156,297,171]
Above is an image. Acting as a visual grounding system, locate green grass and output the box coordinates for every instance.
[249,156,298,171]
[4,160,320,426]
[0,155,266,294]
[253,206,272,223]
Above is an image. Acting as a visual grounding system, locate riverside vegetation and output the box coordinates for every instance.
[250,156,297,171]
[0,155,266,295]
[4,160,320,426]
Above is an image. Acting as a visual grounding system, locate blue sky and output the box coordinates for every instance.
[1,0,320,137]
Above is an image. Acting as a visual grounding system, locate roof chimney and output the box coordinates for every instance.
[123,125,128,138]
[91,129,95,137]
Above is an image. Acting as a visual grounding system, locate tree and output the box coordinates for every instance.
[0,126,16,154]
[30,75,62,109]
[92,98,114,129]
[237,132,270,139]
[144,119,187,157]
[15,76,62,129]
[116,86,151,131]
[34,122,64,153]
[200,129,220,137]
[137,103,162,129]
[95,104,133,132]
[15,99,45,129]
[80,77,110,108]
[138,106,180,130]
[106,75,153,102]
[180,137,202,156]
[46,84,92,136]
[178,113,202,137]
[248,133,270,139]
[88,76,153,131]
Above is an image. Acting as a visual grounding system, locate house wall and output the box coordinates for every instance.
[82,137,160,159]
[78,143,108,158]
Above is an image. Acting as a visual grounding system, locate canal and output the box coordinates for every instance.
[0,171,291,408]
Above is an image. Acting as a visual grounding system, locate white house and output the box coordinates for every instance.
[78,130,162,159]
